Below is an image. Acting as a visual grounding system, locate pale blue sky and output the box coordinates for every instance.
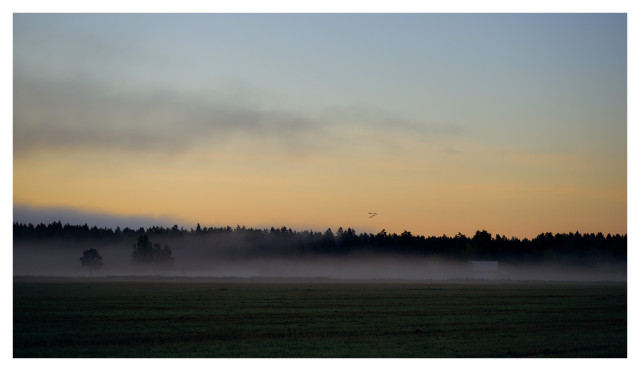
[14,13,626,154]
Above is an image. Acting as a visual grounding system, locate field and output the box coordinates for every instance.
[13,278,627,357]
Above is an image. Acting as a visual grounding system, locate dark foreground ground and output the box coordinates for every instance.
[13,277,627,357]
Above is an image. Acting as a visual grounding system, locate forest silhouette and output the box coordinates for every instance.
[13,222,626,268]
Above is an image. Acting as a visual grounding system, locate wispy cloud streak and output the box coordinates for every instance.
[14,75,464,158]
[13,204,177,229]
[14,76,324,156]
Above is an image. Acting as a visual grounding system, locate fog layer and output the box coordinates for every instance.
[14,222,626,281]
[14,243,626,282]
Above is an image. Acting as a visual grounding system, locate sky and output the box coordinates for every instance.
[12,13,627,238]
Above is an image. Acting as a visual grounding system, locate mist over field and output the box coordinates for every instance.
[13,228,626,282]
[13,223,628,359]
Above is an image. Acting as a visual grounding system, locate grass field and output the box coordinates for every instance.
[13,278,626,357]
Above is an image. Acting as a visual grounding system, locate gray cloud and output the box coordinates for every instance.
[14,74,464,158]
[13,204,178,230]
[13,76,323,156]
[320,105,464,137]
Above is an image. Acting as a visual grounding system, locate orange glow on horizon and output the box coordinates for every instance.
[13,141,626,239]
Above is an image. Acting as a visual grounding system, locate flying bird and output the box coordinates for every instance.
[368,212,378,218]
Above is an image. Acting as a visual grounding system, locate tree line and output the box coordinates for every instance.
[14,221,626,267]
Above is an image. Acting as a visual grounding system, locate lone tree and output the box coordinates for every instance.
[132,235,174,270]
[80,248,103,271]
